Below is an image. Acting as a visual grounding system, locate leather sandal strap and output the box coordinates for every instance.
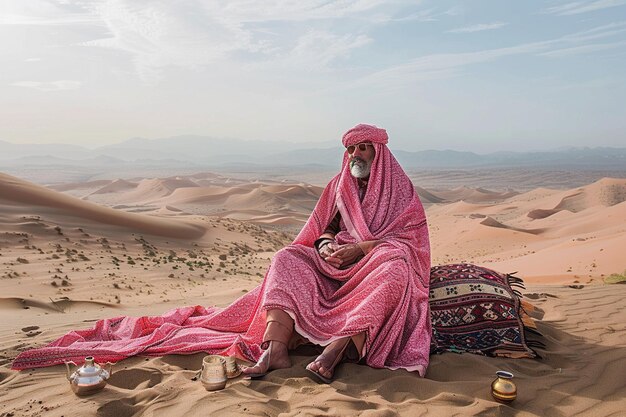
[315,338,351,375]
[262,320,293,349]
[266,319,291,329]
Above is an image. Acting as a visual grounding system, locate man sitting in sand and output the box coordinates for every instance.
[242,123,432,382]
[12,123,432,383]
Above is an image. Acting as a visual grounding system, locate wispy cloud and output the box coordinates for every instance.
[392,5,463,22]
[350,40,551,88]
[539,39,626,56]
[351,22,626,89]
[0,13,99,25]
[543,0,626,16]
[443,5,464,16]
[558,21,626,42]
[72,0,397,83]
[447,22,508,34]
[286,30,372,70]
[205,0,394,22]
[1,0,398,84]
[0,0,100,26]
[10,80,82,91]
[392,8,439,22]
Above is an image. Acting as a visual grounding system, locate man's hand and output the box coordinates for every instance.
[318,240,337,259]
[323,243,364,268]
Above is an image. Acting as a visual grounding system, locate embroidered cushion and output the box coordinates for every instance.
[429,263,540,358]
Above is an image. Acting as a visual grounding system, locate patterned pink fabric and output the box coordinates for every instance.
[13,125,432,375]
[342,123,388,147]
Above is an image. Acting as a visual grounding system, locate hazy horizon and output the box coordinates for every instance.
[2,134,626,155]
[1,0,625,152]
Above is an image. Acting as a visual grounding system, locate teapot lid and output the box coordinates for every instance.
[75,356,105,377]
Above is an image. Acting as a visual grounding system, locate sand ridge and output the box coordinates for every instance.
[61,173,324,226]
[0,173,206,240]
[427,177,626,281]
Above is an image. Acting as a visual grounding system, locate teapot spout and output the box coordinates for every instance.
[65,361,77,380]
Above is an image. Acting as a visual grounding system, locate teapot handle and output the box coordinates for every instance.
[65,361,77,380]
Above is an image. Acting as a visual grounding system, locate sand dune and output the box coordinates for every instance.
[521,178,626,220]
[188,172,224,180]
[124,177,199,201]
[152,205,186,216]
[227,188,288,210]
[533,202,626,237]
[427,178,625,280]
[89,178,137,195]
[73,173,323,227]
[0,173,206,239]
[414,186,447,204]
[554,177,626,213]
[165,186,251,205]
[157,185,318,226]
[431,186,518,204]
[48,179,112,192]
[433,200,491,215]
[4,172,625,280]
[225,211,311,225]
[86,177,202,204]
[479,216,546,235]
[526,208,562,219]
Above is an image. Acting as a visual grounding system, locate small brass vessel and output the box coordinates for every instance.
[491,370,517,402]
[223,356,241,379]
[65,356,114,396]
[199,355,227,391]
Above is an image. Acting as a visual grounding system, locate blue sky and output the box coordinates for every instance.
[1,0,625,152]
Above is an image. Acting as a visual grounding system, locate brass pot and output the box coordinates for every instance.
[491,370,517,402]
[199,355,227,391]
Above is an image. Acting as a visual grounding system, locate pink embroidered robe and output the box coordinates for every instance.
[13,142,431,376]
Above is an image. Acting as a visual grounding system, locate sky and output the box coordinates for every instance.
[1,0,625,153]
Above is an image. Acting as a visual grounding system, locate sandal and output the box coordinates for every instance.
[244,340,291,378]
[244,311,293,379]
[244,346,273,379]
[306,337,351,384]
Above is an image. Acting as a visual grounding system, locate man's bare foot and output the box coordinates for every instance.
[242,341,291,377]
[306,337,350,381]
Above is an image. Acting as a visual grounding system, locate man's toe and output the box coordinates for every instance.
[244,363,264,374]
[307,361,320,372]
[318,366,331,378]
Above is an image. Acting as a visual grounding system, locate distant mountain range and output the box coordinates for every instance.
[1,136,625,169]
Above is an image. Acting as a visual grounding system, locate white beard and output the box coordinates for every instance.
[350,159,371,178]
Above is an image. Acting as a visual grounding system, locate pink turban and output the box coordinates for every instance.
[342,124,388,147]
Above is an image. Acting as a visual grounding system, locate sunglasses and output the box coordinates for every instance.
[346,143,373,154]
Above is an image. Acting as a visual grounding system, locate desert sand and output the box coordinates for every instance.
[1,171,625,416]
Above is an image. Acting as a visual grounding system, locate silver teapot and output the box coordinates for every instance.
[65,356,114,395]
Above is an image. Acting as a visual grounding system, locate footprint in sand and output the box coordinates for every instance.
[524,293,557,299]
[21,325,41,337]
[97,398,137,417]
[107,369,164,390]
[21,326,39,332]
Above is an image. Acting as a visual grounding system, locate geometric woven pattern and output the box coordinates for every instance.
[429,263,539,358]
